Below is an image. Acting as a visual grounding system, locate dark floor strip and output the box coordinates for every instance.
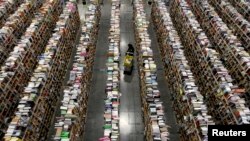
[83,2,111,141]
[119,1,144,141]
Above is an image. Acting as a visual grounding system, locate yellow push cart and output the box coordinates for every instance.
[124,44,134,75]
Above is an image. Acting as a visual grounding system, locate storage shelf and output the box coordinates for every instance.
[208,0,250,54]
[151,1,215,141]
[53,2,100,141]
[3,2,80,140]
[227,0,250,22]
[170,0,250,125]
[188,0,250,112]
[101,1,121,140]
[0,0,63,138]
[133,1,170,140]
[0,0,46,66]
[0,0,25,28]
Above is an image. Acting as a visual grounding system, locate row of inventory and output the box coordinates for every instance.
[170,0,250,125]
[1,1,80,140]
[209,0,250,52]
[151,0,250,140]
[0,0,47,66]
[0,0,63,138]
[144,0,250,140]
[53,2,100,141]
[133,0,170,140]
[152,1,214,140]
[227,0,250,22]
[189,0,250,110]
[102,0,121,140]
[0,0,24,28]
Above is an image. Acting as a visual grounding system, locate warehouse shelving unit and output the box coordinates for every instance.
[0,0,63,137]
[0,0,24,28]
[152,1,215,140]
[133,0,170,140]
[4,2,80,140]
[208,0,250,53]
[227,0,250,22]
[0,0,46,66]
[170,0,250,125]
[188,0,250,110]
[53,2,100,140]
[0,0,250,140]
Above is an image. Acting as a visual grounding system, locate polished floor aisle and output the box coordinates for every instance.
[83,1,111,141]
[119,1,144,141]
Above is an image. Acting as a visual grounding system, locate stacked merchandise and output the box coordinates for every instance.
[189,0,250,111]
[208,0,250,53]
[0,0,24,28]
[0,0,63,138]
[227,0,250,22]
[102,0,120,140]
[133,0,169,140]
[3,2,80,140]
[170,0,250,125]
[53,2,100,141]
[0,0,46,66]
[152,1,215,141]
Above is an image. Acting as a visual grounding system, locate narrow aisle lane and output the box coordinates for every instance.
[148,22,180,141]
[84,2,111,140]
[119,1,144,141]
[143,2,180,141]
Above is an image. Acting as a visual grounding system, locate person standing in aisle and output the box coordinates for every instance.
[131,0,134,5]
[82,0,86,5]
[148,0,152,5]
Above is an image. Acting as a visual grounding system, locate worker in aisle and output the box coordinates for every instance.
[82,0,86,5]
[148,0,152,5]
[124,44,134,75]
